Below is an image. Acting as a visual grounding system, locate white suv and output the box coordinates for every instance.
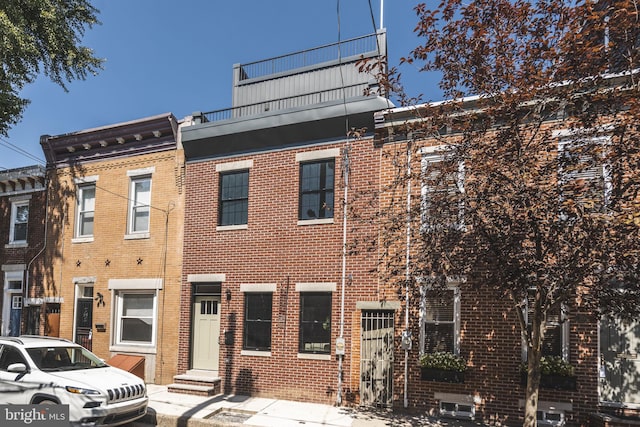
[0,335,148,426]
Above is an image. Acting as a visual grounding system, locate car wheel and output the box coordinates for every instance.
[36,399,58,405]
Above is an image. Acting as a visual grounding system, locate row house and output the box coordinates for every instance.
[172,31,397,404]
[0,166,47,337]
[374,100,639,426]
[39,114,185,384]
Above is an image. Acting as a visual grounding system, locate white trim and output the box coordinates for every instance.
[127,166,155,177]
[241,350,272,357]
[297,353,332,361]
[72,276,96,284]
[71,237,94,244]
[295,148,340,163]
[108,278,163,290]
[418,144,450,155]
[240,283,277,293]
[216,159,254,172]
[295,282,337,292]
[2,264,26,272]
[9,200,29,244]
[216,224,248,231]
[297,218,334,226]
[112,289,158,348]
[73,175,98,184]
[124,233,150,240]
[128,175,152,235]
[356,300,401,310]
[188,274,226,283]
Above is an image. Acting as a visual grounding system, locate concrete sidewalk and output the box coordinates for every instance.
[132,384,482,427]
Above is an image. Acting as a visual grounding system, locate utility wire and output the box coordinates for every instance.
[0,136,46,166]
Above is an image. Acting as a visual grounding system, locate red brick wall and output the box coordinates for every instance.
[181,137,381,403]
[379,137,600,426]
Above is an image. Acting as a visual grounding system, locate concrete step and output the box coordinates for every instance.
[166,382,218,396]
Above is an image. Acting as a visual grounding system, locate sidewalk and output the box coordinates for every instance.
[133,384,483,427]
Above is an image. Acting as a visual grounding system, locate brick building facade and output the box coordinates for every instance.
[39,114,185,384]
[0,166,47,337]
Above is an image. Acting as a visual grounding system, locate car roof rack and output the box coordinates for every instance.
[0,337,24,344]
[19,335,73,343]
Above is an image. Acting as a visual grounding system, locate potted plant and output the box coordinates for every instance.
[520,356,577,390]
[419,352,467,383]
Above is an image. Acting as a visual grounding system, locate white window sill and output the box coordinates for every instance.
[241,350,272,357]
[5,242,28,248]
[297,353,331,361]
[216,224,248,231]
[124,232,150,240]
[72,237,94,244]
[110,344,157,355]
[297,218,334,226]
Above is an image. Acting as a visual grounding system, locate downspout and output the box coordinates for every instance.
[404,140,412,409]
[337,139,350,406]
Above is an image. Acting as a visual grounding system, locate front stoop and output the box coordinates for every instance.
[167,370,221,396]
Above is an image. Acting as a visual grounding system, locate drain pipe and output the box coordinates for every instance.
[403,140,412,409]
[337,139,350,406]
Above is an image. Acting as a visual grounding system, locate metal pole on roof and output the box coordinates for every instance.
[380,0,384,29]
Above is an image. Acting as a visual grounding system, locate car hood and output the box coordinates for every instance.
[45,366,143,391]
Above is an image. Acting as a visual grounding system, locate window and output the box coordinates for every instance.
[0,345,26,370]
[243,293,272,351]
[558,135,611,220]
[129,176,151,234]
[421,151,465,230]
[525,289,567,358]
[115,292,155,345]
[299,292,332,354]
[9,201,29,243]
[422,288,459,354]
[219,170,249,226]
[76,184,95,237]
[299,159,334,220]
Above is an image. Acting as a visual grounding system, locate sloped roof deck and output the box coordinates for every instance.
[183,30,392,160]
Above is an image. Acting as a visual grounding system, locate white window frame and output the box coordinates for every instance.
[113,290,157,348]
[419,283,461,356]
[9,200,29,244]
[420,146,465,231]
[296,148,339,226]
[75,183,96,239]
[522,290,569,361]
[557,133,612,220]
[127,175,152,236]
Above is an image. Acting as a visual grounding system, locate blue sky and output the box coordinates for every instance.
[1,0,440,170]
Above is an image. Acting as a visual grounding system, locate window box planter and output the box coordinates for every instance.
[519,371,577,390]
[421,367,465,383]
[520,356,577,391]
[419,352,467,383]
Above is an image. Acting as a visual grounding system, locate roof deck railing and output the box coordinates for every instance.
[238,32,381,81]
[197,82,376,124]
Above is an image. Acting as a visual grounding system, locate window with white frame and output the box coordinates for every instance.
[524,289,568,359]
[557,134,611,221]
[421,149,465,231]
[128,176,151,234]
[114,291,156,345]
[76,184,95,237]
[422,287,460,354]
[219,169,249,226]
[9,200,29,243]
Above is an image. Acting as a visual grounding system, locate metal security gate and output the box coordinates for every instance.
[360,310,394,407]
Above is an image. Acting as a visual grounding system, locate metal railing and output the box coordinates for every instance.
[238,32,380,81]
[199,83,375,123]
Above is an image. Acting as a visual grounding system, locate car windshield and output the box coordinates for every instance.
[26,346,108,371]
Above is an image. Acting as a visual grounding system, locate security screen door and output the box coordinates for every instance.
[360,310,394,407]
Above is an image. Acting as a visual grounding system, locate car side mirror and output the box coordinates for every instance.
[7,363,27,373]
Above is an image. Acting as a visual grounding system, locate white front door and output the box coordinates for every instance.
[192,296,221,371]
[600,317,640,404]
